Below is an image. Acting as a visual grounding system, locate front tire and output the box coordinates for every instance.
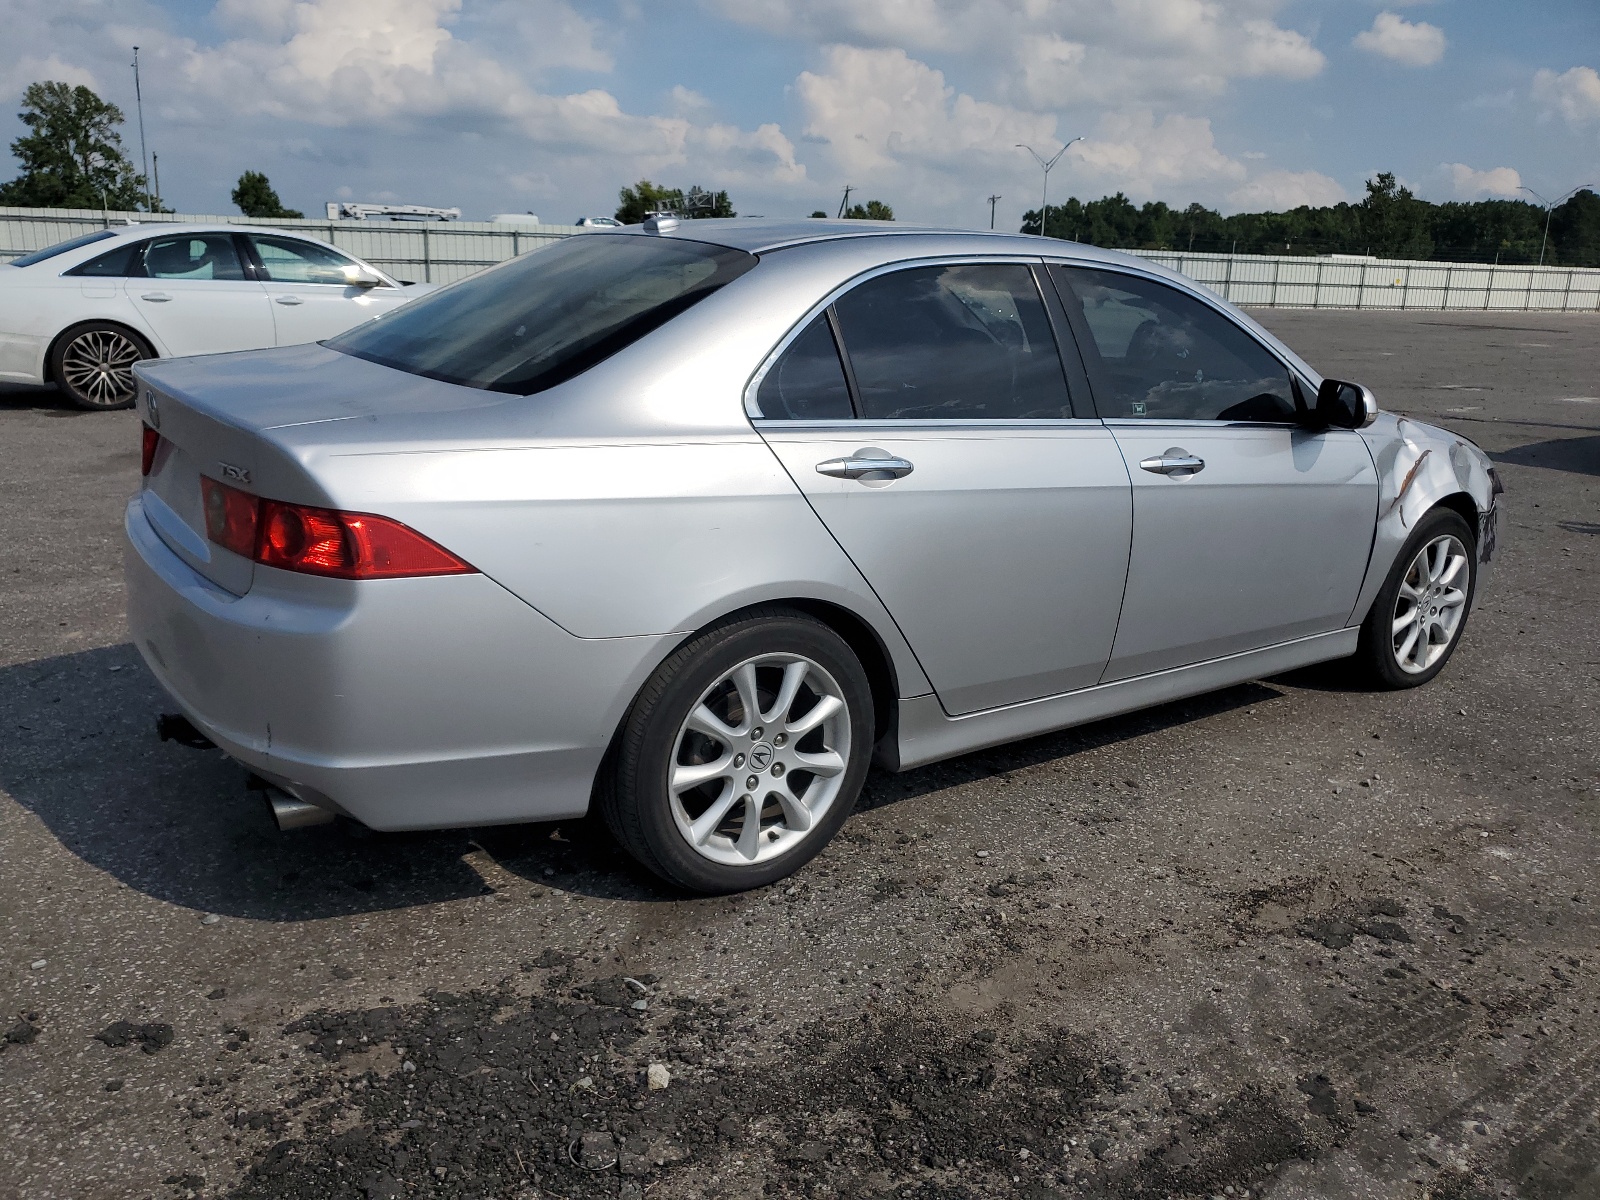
[50,322,153,411]
[1354,507,1476,689]
[598,608,875,894]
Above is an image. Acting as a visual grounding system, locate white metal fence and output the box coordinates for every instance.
[6,206,1599,310]
[1130,249,1600,312]
[0,205,580,283]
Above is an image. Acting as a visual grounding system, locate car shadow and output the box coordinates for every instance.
[0,381,84,416]
[1490,435,1600,478]
[1,643,1297,917]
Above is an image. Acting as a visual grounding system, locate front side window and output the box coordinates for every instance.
[1053,266,1298,423]
[249,235,367,285]
[141,234,247,281]
[831,263,1072,420]
[756,315,853,420]
[328,233,756,395]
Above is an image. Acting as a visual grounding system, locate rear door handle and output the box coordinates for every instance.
[140,292,172,302]
[1139,451,1205,476]
[816,455,914,480]
[274,295,304,306]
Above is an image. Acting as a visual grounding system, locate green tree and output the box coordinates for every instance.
[809,210,828,218]
[0,81,151,210]
[1358,173,1433,259]
[231,171,303,219]
[844,199,893,220]
[615,180,734,223]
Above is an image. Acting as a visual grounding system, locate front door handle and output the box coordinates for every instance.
[139,292,172,302]
[1139,450,1205,477]
[274,295,304,306]
[816,454,915,480]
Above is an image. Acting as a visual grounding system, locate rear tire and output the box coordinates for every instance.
[1354,507,1477,689]
[50,322,153,411]
[597,608,875,894]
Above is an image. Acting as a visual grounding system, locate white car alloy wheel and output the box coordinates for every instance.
[668,653,852,866]
[1391,533,1470,674]
[57,326,147,409]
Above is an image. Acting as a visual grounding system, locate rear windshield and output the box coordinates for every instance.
[7,230,117,267]
[327,234,756,394]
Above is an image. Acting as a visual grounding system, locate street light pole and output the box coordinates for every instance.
[1016,137,1081,237]
[987,194,1002,230]
[1518,183,1596,267]
[132,47,151,212]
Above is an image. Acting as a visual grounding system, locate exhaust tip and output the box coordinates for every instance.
[257,784,336,831]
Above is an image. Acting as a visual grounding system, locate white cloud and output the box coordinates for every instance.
[1228,170,1346,210]
[710,0,1324,108]
[1532,66,1600,127]
[1354,12,1446,67]
[796,46,1055,177]
[1445,163,1523,198]
[1071,111,1247,196]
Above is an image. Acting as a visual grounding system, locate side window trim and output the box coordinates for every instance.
[822,306,863,419]
[1029,261,1097,420]
[235,233,267,281]
[745,254,1097,425]
[1046,260,1308,427]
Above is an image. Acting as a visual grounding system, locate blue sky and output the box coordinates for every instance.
[3,0,1597,229]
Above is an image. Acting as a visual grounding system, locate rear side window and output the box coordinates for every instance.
[756,315,854,420]
[329,234,756,395]
[8,230,117,267]
[142,234,247,281]
[66,240,146,277]
[831,263,1072,420]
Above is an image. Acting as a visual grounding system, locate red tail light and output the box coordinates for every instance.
[199,478,475,579]
[141,424,160,476]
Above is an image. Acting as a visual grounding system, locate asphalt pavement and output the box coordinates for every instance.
[1,309,1597,1200]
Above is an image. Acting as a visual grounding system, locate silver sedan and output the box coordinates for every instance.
[125,219,1501,893]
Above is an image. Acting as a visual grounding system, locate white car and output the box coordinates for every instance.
[575,216,623,228]
[0,224,433,410]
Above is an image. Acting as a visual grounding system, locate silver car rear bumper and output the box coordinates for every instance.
[124,496,670,830]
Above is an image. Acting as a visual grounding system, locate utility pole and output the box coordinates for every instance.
[1016,137,1080,237]
[151,153,161,210]
[1518,183,1595,267]
[132,47,151,212]
[836,185,854,219]
[987,194,1002,230]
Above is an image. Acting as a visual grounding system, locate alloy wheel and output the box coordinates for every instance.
[61,328,142,407]
[668,653,852,867]
[1391,533,1469,674]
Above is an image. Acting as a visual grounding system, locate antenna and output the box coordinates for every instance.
[132,47,151,212]
[837,185,854,219]
[987,194,1002,230]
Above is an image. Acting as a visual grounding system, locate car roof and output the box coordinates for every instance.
[612,216,1119,260]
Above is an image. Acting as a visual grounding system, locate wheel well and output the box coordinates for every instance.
[43,320,156,384]
[780,599,899,744]
[1435,492,1479,540]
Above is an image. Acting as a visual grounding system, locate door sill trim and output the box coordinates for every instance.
[889,628,1356,771]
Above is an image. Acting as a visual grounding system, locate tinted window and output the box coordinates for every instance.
[757,315,853,420]
[832,264,1071,420]
[329,234,756,395]
[1054,266,1298,422]
[142,234,247,281]
[8,230,116,267]
[66,240,145,277]
[250,235,365,285]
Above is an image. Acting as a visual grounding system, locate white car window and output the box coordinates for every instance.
[142,234,248,281]
[250,235,368,286]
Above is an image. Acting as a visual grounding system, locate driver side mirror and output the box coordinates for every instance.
[1314,378,1379,429]
[342,264,384,289]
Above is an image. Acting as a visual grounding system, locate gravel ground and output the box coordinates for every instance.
[1,309,1596,1200]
